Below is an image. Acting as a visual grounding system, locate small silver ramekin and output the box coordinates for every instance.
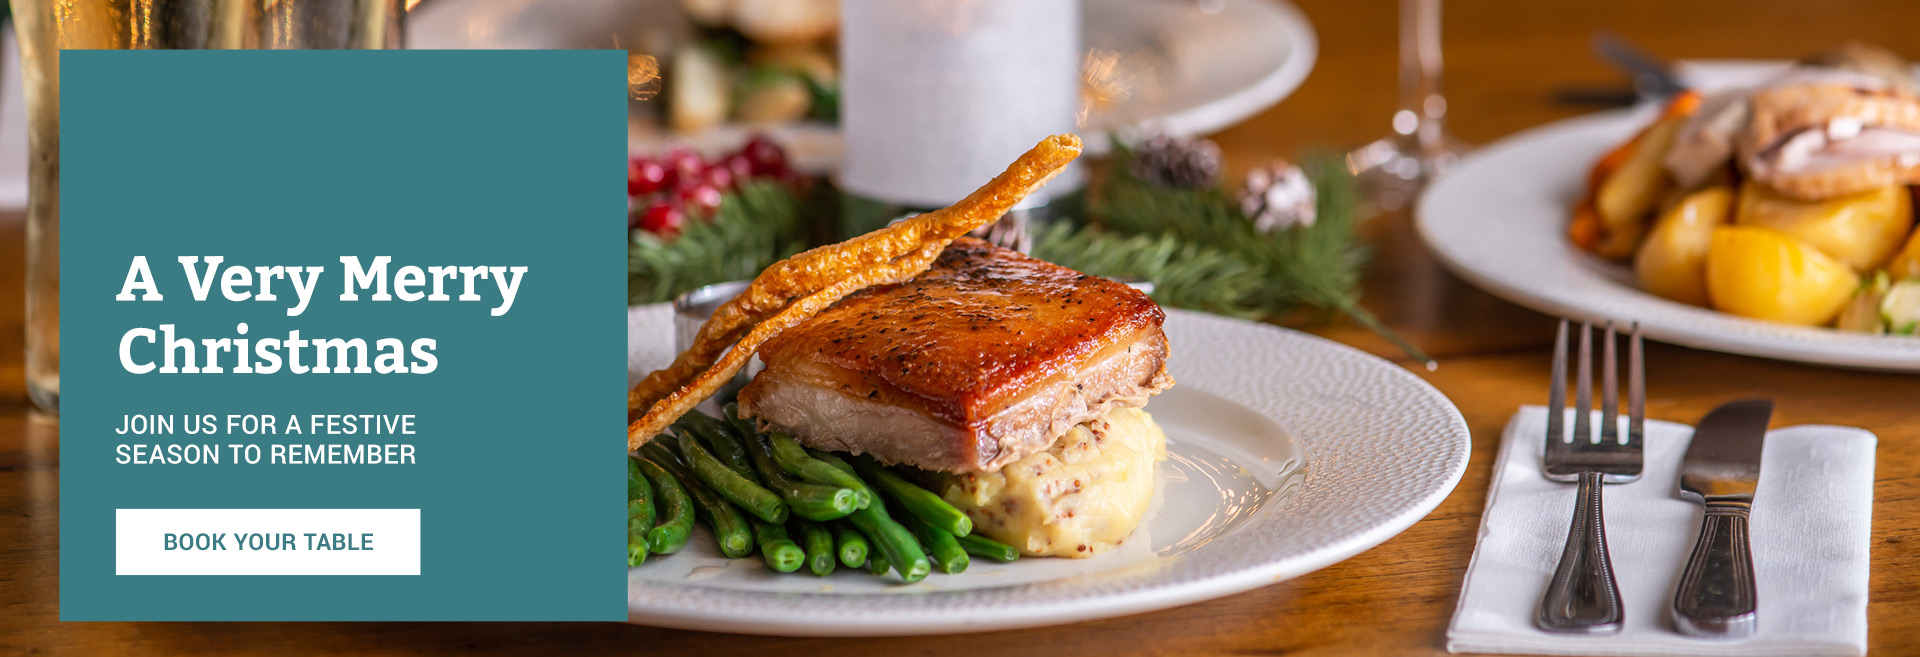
[672,280,761,405]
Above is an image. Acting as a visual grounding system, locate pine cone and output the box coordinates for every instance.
[1239,160,1317,233]
[1129,135,1223,189]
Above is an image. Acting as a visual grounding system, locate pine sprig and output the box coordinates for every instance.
[1097,153,1364,315]
[1033,222,1270,319]
[628,181,807,304]
[1078,149,1430,366]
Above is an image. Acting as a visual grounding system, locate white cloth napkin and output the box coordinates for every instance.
[1447,406,1876,657]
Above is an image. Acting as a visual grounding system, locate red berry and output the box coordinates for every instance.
[637,204,684,235]
[678,185,724,217]
[628,157,668,196]
[663,148,705,186]
[741,136,788,176]
[719,153,754,183]
[701,164,734,191]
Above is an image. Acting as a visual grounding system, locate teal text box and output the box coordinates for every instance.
[59,50,627,620]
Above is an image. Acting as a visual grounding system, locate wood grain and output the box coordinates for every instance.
[6,0,1920,653]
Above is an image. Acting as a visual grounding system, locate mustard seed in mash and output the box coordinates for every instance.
[937,407,1166,558]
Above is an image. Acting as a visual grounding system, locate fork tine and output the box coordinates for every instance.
[1547,320,1569,446]
[1574,322,1593,443]
[1628,322,1644,447]
[1602,322,1619,444]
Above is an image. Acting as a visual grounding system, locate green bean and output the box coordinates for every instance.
[629,457,655,525]
[794,519,836,576]
[679,413,757,478]
[690,490,754,559]
[846,500,931,582]
[806,449,857,474]
[627,458,656,566]
[833,521,870,569]
[955,532,1021,563]
[812,451,931,582]
[769,433,873,508]
[898,507,969,574]
[627,501,650,566]
[850,455,973,537]
[633,457,693,554]
[674,433,788,524]
[742,432,859,521]
[641,445,754,559]
[722,403,758,443]
[719,406,868,512]
[638,442,681,473]
[752,518,805,573]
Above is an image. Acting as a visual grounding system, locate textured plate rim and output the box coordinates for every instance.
[628,308,1471,636]
[1416,110,1920,372]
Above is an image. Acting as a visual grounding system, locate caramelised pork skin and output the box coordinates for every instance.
[737,238,1173,474]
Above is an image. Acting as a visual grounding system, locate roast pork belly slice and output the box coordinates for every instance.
[736,238,1173,474]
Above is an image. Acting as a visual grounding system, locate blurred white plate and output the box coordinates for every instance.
[625,305,1469,636]
[409,0,1318,167]
[1417,110,1920,371]
[0,1,1314,204]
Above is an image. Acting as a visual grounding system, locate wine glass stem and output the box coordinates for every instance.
[1397,0,1447,159]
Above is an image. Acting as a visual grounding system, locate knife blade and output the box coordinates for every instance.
[1679,400,1771,501]
[1672,398,1772,639]
[1592,31,1689,99]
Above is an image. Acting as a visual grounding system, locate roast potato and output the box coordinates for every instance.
[1884,218,1920,279]
[1734,182,1913,272]
[1572,92,1701,260]
[1707,226,1861,325]
[1636,184,1735,306]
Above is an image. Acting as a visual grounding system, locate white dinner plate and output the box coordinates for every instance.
[626,305,1469,636]
[409,0,1318,167]
[1417,110,1920,371]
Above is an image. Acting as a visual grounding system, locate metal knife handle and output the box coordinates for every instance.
[1538,471,1624,634]
[1673,501,1757,638]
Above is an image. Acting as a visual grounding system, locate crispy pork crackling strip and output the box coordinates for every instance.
[627,134,1084,450]
[628,243,942,450]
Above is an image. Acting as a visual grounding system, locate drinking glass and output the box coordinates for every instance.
[16,0,405,413]
[1347,0,1466,211]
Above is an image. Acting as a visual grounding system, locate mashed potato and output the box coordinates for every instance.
[937,407,1166,558]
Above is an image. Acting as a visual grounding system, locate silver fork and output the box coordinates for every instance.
[1537,320,1645,635]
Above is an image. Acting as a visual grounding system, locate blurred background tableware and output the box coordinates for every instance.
[1345,0,1465,211]
[1417,59,1920,371]
[1549,32,1689,108]
[404,0,1317,172]
[834,0,1082,244]
[670,280,757,407]
[13,0,406,414]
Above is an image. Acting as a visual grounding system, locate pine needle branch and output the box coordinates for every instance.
[628,181,807,304]
[1032,222,1269,320]
[1079,149,1431,366]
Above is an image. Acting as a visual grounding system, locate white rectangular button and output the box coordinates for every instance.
[116,509,421,576]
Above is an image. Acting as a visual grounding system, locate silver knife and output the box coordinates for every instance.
[1592,31,1689,98]
[1673,399,1773,638]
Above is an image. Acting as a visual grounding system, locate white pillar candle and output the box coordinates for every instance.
[839,0,1083,208]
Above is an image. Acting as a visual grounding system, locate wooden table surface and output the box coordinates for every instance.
[7,0,1920,654]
